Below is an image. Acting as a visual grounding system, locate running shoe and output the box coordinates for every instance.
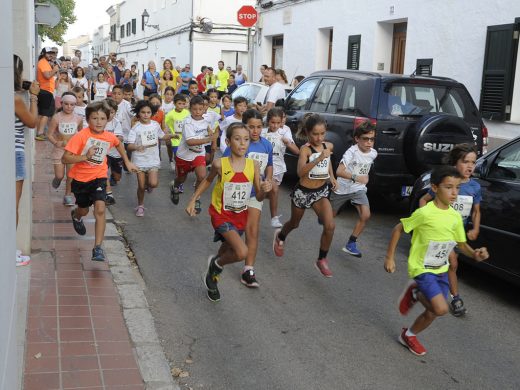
[271,215,283,228]
[178,183,184,193]
[135,205,145,217]
[105,193,116,205]
[51,177,62,189]
[16,250,31,267]
[63,195,75,206]
[35,134,47,141]
[170,182,179,205]
[170,160,176,173]
[195,199,202,214]
[398,282,418,316]
[315,258,333,278]
[241,269,260,288]
[204,255,222,302]
[342,241,362,258]
[71,209,86,235]
[272,228,284,257]
[91,245,106,262]
[398,328,427,356]
[450,297,467,317]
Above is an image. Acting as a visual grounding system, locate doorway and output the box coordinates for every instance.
[391,22,407,74]
[271,35,284,68]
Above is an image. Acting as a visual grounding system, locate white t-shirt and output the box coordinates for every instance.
[94,81,110,101]
[72,77,88,91]
[116,100,134,142]
[264,82,285,104]
[261,126,294,175]
[105,118,124,158]
[177,116,212,161]
[334,144,378,194]
[127,121,164,168]
[161,101,175,115]
[73,105,88,129]
[219,115,242,153]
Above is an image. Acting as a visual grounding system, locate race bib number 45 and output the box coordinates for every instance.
[81,137,111,165]
[424,241,456,269]
[223,182,252,212]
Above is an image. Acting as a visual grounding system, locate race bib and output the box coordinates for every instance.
[351,162,371,176]
[174,120,185,134]
[81,137,111,165]
[264,133,284,156]
[59,123,77,136]
[424,241,456,269]
[141,128,158,147]
[95,90,107,99]
[223,182,252,212]
[451,195,473,218]
[308,153,330,179]
[248,152,268,175]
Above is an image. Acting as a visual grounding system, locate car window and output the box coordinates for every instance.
[488,141,520,181]
[232,84,261,103]
[309,78,342,113]
[286,78,319,111]
[337,78,372,117]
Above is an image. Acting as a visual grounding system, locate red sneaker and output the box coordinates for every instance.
[399,328,427,356]
[273,229,284,257]
[315,258,333,278]
[398,281,417,315]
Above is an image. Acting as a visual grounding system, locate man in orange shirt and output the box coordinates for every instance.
[62,101,137,261]
[35,47,60,140]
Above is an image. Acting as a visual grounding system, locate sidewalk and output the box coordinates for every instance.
[22,141,145,390]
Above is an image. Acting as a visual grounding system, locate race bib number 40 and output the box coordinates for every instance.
[81,137,111,165]
[424,241,456,269]
[59,123,77,136]
[141,128,158,147]
[451,195,473,218]
[248,152,268,175]
[223,182,252,212]
[264,133,283,156]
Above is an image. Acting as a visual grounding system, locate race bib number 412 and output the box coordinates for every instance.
[223,182,252,212]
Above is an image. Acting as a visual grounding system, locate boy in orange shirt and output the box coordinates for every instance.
[63,101,138,261]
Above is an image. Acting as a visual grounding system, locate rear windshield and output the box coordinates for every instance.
[232,84,262,103]
[380,83,478,121]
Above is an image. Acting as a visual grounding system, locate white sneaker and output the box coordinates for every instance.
[16,250,31,267]
[271,216,283,228]
[170,161,176,173]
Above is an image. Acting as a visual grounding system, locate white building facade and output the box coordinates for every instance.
[113,0,254,76]
[253,0,520,141]
[91,24,110,59]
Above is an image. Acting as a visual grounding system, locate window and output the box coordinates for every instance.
[232,84,262,103]
[347,35,361,70]
[110,24,116,41]
[132,19,136,35]
[120,25,125,39]
[310,78,342,113]
[488,141,520,181]
[287,78,319,111]
[126,22,131,37]
[416,58,433,76]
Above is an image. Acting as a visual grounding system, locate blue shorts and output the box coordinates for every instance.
[213,222,244,242]
[414,272,449,301]
[15,151,25,181]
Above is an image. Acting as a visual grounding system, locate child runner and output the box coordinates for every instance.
[329,120,377,257]
[188,80,199,101]
[122,84,136,106]
[218,96,248,155]
[161,86,176,115]
[202,96,221,166]
[93,72,110,101]
[170,95,218,210]
[62,101,137,261]
[55,70,71,108]
[262,107,300,228]
[47,92,83,205]
[103,98,124,204]
[272,113,337,277]
[165,93,190,174]
[220,94,234,120]
[72,86,88,128]
[186,122,272,301]
[223,109,273,287]
[207,89,221,116]
[111,85,134,172]
[384,165,488,356]
[127,100,173,216]
[418,143,481,316]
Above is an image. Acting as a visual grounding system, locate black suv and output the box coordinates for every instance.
[282,70,487,198]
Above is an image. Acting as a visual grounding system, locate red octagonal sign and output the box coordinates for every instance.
[237,5,258,28]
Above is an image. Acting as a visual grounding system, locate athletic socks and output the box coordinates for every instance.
[348,235,357,243]
[318,249,328,260]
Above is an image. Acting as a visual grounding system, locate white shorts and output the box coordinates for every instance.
[248,196,263,211]
[272,173,284,185]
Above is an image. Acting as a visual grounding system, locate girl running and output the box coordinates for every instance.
[55,70,71,108]
[220,94,234,120]
[72,86,88,128]
[127,100,172,217]
[161,86,176,115]
[47,92,83,205]
[272,113,337,277]
[186,122,272,301]
[262,108,300,228]
[418,143,482,316]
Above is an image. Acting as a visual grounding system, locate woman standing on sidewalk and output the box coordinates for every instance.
[14,54,40,265]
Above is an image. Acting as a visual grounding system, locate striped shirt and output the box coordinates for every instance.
[15,115,25,152]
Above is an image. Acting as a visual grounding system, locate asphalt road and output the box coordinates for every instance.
[109,154,520,390]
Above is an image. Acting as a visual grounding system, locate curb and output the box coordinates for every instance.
[104,211,179,390]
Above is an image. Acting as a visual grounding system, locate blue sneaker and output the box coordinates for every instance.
[342,241,362,258]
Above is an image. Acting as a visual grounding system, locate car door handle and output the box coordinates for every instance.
[382,128,399,135]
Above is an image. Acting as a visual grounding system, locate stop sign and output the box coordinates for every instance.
[237,5,258,28]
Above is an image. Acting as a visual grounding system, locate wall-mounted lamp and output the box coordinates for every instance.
[142,9,159,31]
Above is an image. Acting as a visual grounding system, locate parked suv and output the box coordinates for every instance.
[282,70,487,197]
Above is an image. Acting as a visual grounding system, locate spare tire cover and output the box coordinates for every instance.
[404,114,473,176]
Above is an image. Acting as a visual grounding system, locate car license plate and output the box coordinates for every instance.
[401,186,413,197]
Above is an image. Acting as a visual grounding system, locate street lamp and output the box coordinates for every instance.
[142,9,159,31]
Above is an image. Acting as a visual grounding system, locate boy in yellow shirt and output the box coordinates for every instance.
[165,94,189,176]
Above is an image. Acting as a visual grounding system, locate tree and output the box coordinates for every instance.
[37,0,77,45]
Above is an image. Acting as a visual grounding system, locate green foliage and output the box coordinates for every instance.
[37,0,77,45]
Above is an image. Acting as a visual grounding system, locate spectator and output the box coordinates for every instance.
[71,66,88,92]
[275,68,289,86]
[99,55,108,70]
[114,59,125,83]
[259,67,285,114]
[120,69,134,87]
[71,56,80,71]
[196,65,208,93]
[235,64,247,86]
[130,64,139,89]
[179,64,194,94]
[205,67,217,92]
[216,60,229,98]
[259,64,268,83]
[227,74,238,94]
[141,61,160,100]
[160,59,181,91]
[292,75,305,88]
[74,49,88,68]
[35,47,59,141]
[86,58,104,101]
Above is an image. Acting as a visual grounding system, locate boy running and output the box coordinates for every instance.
[384,166,489,356]
[165,94,190,173]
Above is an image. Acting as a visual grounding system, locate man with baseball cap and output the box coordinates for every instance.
[35,47,60,141]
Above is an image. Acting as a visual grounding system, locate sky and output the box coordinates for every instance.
[64,0,119,41]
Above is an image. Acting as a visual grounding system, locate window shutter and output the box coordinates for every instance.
[416,58,433,76]
[120,25,125,39]
[479,23,519,121]
[347,35,361,70]
[132,19,136,35]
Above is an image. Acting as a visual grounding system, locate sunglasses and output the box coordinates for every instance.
[360,136,375,142]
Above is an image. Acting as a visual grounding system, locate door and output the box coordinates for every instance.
[271,35,284,69]
[391,23,407,74]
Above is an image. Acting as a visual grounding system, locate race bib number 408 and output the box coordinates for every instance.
[423,241,456,269]
[248,152,268,175]
[81,137,111,165]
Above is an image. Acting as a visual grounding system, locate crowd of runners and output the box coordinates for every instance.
[15,47,491,357]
